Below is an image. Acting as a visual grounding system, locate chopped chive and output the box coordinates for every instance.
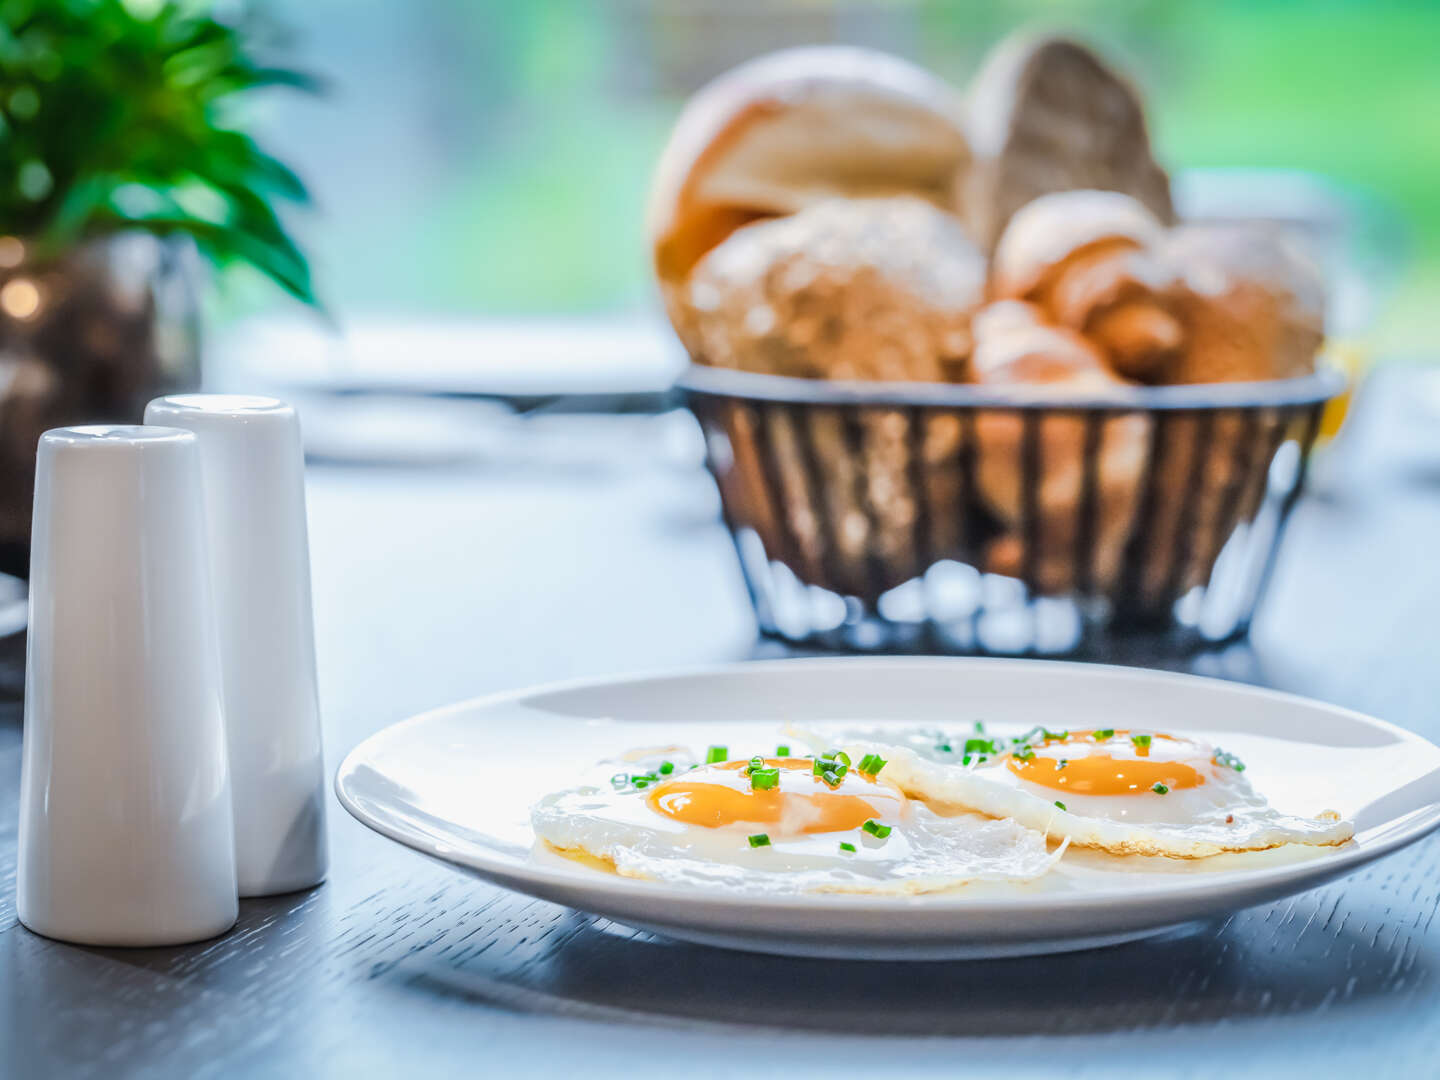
[857,753,887,777]
[750,768,780,791]
[974,721,985,733]
[705,745,728,764]
[839,841,856,853]
[1054,801,1067,811]
[936,743,953,753]
[861,819,892,839]
[1131,734,1153,750]
[1152,782,1169,794]
[1057,759,1068,770]
[658,761,674,775]
[813,752,850,787]
[776,745,791,756]
[747,833,771,848]
[1095,728,1115,740]
[1213,748,1246,773]
[1012,746,1035,762]
[1042,729,1069,741]
[961,754,972,766]
[610,772,628,788]
[964,737,997,756]
[633,779,649,789]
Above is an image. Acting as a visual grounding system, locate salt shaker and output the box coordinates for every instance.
[18,426,238,945]
[145,394,329,897]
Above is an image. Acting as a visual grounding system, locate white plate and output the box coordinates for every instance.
[335,658,1440,960]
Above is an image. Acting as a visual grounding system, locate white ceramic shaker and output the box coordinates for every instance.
[18,425,238,945]
[145,395,328,897]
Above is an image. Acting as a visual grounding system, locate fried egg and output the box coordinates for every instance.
[532,750,1064,895]
[812,727,1354,859]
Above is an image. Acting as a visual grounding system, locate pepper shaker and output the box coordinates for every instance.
[146,395,328,897]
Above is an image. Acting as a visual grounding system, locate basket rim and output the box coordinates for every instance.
[677,362,1345,412]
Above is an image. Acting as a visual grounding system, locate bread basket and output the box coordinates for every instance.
[682,363,1343,655]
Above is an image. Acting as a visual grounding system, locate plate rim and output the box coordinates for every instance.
[335,656,1440,920]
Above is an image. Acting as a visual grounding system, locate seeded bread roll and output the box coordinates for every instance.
[964,34,1175,254]
[681,198,986,599]
[682,197,985,383]
[647,46,972,355]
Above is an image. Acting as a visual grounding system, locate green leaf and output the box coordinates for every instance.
[200,131,309,203]
[208,63,323,97]
[193,223,315,304]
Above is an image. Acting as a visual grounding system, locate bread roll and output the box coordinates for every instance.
[1162,224,1325,384]
[679,198,985,598]
[963,34,1175,254]
[1121,227,1326,615]
[682,197,985,383]
[647,46,971,353]
[991,190,1180,381]
[969,302,1147,593]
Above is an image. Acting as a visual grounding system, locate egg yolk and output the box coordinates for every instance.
[646,758,893,834]
[1006,731,1207,795]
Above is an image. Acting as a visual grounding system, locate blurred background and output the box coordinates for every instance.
[234,0,1435,351]
[0,1,1433,680]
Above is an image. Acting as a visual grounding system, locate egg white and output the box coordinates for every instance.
[805,727,1355,859]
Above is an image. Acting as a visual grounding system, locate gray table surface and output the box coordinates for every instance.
[4,366,1440,1078]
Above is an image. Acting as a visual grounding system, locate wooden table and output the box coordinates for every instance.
[4,367,1440,1077]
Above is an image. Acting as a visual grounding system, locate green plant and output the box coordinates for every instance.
[0,0,316,303]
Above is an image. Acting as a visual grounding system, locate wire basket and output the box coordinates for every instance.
[681,364,1344,656]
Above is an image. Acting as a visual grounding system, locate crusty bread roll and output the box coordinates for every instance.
[963,34,1175,254]
[682,197,986,598]
[647,46,971,353]
[969,301,1147,593]
[991,190,1181,381]
[1161,224,1325,384]
[1118,227,1326,614]
[682,197,985,383]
